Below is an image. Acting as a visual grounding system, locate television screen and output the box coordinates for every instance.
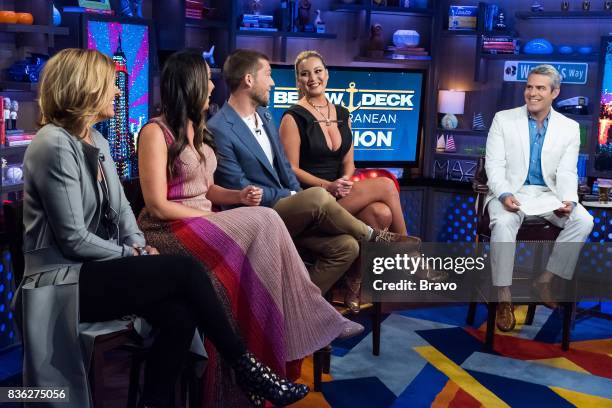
[596,36,612,172]
[86,18,150,179]
[269,65,425,167]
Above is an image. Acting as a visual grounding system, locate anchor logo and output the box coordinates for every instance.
[341,82,362,113]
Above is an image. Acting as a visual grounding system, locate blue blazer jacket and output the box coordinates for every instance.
[209,103,302,207]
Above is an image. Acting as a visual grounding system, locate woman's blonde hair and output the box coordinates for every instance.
[38,48,116,138]
[294,50,326,99]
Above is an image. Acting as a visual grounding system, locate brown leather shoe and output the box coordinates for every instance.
[496,302,516,332]
[532,281,559,309]
[371,229,422,244]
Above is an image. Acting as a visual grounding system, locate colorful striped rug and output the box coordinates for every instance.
[292,303,612,407]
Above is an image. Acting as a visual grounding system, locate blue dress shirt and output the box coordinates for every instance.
[524,111,550,186]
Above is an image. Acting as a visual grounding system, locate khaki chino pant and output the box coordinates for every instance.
[274,187,370,294]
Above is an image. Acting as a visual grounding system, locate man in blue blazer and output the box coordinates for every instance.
[209,49,402,303]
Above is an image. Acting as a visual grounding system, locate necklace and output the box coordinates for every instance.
[307,98,331,126]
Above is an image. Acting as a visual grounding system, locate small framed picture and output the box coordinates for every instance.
[78,0,111,11]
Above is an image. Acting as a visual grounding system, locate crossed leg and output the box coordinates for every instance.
[338,177,407,234]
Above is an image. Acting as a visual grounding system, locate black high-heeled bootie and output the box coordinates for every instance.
[234,352,309,406]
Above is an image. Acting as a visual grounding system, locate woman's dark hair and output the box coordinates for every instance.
[160,49,215,177]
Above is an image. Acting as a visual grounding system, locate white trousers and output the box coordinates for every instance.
[488,186,594,287]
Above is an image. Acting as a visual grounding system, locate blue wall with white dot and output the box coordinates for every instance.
[0,250,15,350]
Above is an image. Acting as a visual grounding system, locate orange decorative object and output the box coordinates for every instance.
[16,12,34,25]
[0,11,18,24]
[354,168,400,192]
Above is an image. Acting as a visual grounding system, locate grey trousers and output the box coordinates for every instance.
[274,187,369,294]
[488,187,594,287]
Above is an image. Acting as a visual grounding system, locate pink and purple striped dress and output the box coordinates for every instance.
[138,118,351,406]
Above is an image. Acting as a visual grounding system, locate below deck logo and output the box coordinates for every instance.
[273,81,416,151]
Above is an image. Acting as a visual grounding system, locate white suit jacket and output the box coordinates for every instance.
[484,105,580,208]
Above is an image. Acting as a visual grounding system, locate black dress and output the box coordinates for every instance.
[283,104,352,188]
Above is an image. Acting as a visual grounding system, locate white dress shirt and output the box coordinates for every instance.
[241,112,274,167]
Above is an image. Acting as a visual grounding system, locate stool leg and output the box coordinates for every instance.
[525,304,536,325]
[372,302,381,356]
[127,353,143,408]
[485,302,496,351]
[562,302,574,351]
[313,350,323,392]
[322,347,331,374]
[467,302,477,325]
[90,348,105,408]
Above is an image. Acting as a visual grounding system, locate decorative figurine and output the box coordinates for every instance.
[298,0,311,31]
[52,3,61,26]
[531,1,544,11]
[10,100,18,130]
[202,45,215,67]
[472,112,486,130]
[444,134,457,153]
[250,0,262,15]
[3,97,10,131]
[314,9,325,33]
[561,1,570,11]
[367,23,385,58]
[583,0,591,10]
[118,0,143,18]
[436,134,446,152]
[495,10,507,30]
[133,0,143,17]
[606,1,612,11]
[314,9,323,25]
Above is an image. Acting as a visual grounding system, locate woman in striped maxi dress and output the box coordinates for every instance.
[137,50,363,407]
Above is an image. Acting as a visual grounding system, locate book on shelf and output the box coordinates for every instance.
[483,45,517,51]
[6,132,34,147]
[239,26,278,32]
[242,14,274,21]
[481,35,515,42]
[0,97,4,147]
[482,49,519,55]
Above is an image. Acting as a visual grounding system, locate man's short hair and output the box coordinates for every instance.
[223,49,269,93]
[529,64,562,90]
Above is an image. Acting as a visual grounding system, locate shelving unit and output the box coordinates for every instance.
[236,30,337,39]
[433,152,481,160]
[0,146,29,155]
[0,183,24,194]
[515,11,612,19]
[0,24,69,35]
[369,7,434,16]
[481,53,599,62]
[0,81,38,93]
[353,56,431,66]
[330,3,367,13]
[0,0,73,196]
[432,1,607,181]
[436,128,488,135]
[442,29,477,37]
[185,18,229,29]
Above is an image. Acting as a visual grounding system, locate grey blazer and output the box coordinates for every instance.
[18,124,145,408]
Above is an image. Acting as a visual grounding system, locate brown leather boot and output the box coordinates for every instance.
[344,276,362,315]
[496,302,516,332]
[532,281,559,309]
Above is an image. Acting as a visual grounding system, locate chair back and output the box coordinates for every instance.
[122,178,146,217]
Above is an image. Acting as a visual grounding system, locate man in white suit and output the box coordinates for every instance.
[485,65,593,331]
